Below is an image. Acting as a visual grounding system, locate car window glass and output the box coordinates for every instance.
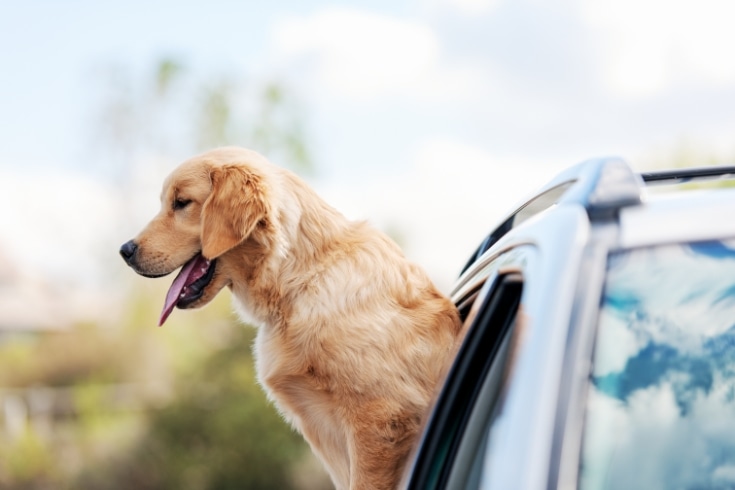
[454,246,530,317]
[405,246,531,490]
[578,239,735,490]
[476,307,527,490]
[446,290,520,490]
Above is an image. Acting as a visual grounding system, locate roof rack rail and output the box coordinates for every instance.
[460,157,642,274]
[641,166,735,184]
[461,160,735,275]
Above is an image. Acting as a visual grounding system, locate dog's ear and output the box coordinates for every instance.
[201,164,269,259]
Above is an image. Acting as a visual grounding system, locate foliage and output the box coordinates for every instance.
[0,286,330,489]
[0,324,127,388]
[0,57,328,489]
[74,327,318,490]
[642,140,735,190]
[94,57,314,182]
[0,428,58,489]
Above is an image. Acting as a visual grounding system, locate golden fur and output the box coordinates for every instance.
[124,147,462,489]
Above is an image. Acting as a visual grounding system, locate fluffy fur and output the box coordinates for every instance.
[122,147,462,489]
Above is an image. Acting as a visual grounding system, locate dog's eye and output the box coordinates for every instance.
[173,198,192,210]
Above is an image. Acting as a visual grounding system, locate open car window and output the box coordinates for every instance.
[405,246,532,490]
[578,239,735,489]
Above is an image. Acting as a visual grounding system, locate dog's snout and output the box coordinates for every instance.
[120,240,138,265]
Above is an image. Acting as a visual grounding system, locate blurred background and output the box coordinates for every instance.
[1,0,735,488]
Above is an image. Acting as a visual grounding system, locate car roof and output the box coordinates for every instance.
[621,186,735,248]
[460,158,735,274]
[438,160,735,490]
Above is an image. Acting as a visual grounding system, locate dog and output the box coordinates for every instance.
[120,147,462,489]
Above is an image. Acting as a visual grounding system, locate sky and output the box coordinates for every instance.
[581,240,735,489]
[2,0,735,312]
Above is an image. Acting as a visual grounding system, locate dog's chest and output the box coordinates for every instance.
[231,293,265,329]
[252,325,349,481]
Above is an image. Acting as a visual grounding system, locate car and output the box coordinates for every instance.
[401,157,735,490]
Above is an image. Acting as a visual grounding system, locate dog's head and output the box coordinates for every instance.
[120,147,281,325]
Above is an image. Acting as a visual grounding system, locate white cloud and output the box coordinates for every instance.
[273,9,438,99]
[271,8,489,102]
[581,240,735,488]
[603,243,735,353]
[582,376,735,489]
[316,138,569,291]
[714,465,735,485]
[423,0,504,16]
[0,170,122,286]
[592,309,647,377]
[581,0,735,97]
[0,170,128,327]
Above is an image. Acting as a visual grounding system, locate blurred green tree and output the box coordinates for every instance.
[198,80,313,176]
[74,328,323,490]
[642,140,735,190]
[93,57,314,184]
[45,58,329,489]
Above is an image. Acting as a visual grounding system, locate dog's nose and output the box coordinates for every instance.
[119,240,138,265]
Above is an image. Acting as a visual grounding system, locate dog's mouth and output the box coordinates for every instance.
[159,253,216,326]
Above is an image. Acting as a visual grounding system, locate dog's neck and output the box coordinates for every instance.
[279,171,351,262]
[229,170,353,330]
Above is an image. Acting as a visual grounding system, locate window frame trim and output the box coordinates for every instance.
[403,246,532,490]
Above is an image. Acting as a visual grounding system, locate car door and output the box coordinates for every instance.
[403,199,592,490]
[403,244,530,490]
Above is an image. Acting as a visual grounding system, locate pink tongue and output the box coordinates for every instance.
[159,254,206,326]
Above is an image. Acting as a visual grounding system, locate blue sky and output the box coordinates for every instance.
[2,0,735,297]
[6,0,734,178]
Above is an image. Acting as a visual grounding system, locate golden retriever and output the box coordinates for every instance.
[120,147,462,489]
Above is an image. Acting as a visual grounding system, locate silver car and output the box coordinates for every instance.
[402,158,735,490]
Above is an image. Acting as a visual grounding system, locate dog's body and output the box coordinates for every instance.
[121,147,462,489]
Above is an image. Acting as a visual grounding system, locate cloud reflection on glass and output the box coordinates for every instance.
[579,239,735,490]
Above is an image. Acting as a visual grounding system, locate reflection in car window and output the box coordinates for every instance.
[578,239,735,490]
